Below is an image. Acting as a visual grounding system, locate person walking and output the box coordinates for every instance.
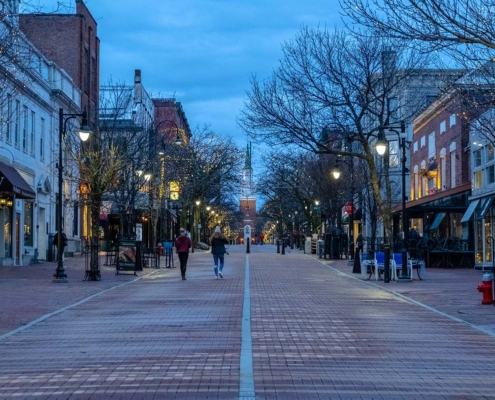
[259,232,265,245]
[210,226,229,279]
[175,228,192,280]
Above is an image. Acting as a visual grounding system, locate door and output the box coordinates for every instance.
[39,208,46,261]
[15,212,20,265]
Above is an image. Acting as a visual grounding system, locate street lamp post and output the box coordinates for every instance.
[195,200,201,246]
[53,108,91,283]
[332,158,355,261]
[376,120,411,281]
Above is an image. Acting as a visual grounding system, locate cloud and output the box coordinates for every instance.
[39,0,342,144]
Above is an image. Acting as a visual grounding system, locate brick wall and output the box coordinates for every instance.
[19,0,100,122]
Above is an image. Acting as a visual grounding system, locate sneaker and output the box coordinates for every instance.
[219,272,223,279]
[215,275,219,279]
[182,276,186,280]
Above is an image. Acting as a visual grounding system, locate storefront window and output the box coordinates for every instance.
[485,218,492,263]
[24,202,33,247]
[4,207,11,258]
[476,219,483,264]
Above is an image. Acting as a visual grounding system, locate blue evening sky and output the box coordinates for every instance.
[36,0,342,150]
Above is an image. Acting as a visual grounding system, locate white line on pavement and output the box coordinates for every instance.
[239,254,255,400]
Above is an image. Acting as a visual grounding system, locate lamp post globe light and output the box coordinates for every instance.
[53,108,92,283]
[375,120,411,282]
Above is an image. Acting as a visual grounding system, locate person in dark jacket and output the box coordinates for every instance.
[175,228,192,280]
[210,226,229,279]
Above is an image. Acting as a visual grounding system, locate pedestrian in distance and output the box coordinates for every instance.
[175,228,191,280]
[259,232,264,245]
[210,226,229,279]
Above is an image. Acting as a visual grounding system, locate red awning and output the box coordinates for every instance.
[0,162,36,199]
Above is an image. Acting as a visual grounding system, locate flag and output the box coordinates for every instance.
[208,196,217,204]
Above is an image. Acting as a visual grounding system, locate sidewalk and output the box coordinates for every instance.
[0,252,184,336]
[309,251,495,331]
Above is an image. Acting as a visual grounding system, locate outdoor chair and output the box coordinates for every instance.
[391,253,413,280]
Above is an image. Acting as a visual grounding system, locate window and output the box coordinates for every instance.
[422,176,427,197]
[440,121,446,134]
[414,172,419,199]
[488,165,495,185]
[428,132,435,158]
[474,148,482,168]
[24,202,33,247]
[388,97,398,122]
[389,140,399,168]
[450,114,456,127]
[84,48,89,93]
[14,100,20,148]
[413,141,418,152]
[5,94,12,143]
[428,177,435,194]
[30,111,35,156]
[22,106,28,152]
[440,157,446,190]
[73,201,79,237]
[450,151,456,188]
[474,170,483,189]
[40,117,45,161]
[487,143,494,162]
[421,136,425,148]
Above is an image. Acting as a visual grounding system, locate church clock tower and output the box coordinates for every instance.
[239,142,256,243]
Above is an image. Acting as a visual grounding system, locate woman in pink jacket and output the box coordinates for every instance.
[175,228,192,280]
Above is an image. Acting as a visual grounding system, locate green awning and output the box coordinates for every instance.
[461,199,480,223]
[430,212,446,230]
[479,197,494,219]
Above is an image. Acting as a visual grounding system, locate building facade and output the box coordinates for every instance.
[19,0,100,123]
[1,0,83,264]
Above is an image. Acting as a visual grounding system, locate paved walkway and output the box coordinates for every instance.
[1,245,495,399]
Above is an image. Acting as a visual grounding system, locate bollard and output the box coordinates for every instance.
[246,240,250,254]
[276,239,280,253]
[384,244,391,283]
[281,239,285,255]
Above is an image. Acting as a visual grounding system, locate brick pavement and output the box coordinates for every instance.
[0,245,495,399]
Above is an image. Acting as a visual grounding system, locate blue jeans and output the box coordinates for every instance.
[213,254,225,276]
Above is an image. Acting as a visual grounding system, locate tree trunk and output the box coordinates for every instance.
[87,200,102,281]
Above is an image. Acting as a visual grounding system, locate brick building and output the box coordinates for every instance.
[407,88,491,268]
[19,0,100,124]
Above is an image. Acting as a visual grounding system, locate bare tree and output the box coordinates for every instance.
[239,26,433,244]
[159,125,244,245]
[340,0,495,67]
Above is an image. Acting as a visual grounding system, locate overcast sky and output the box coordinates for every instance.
[38,0,342,149]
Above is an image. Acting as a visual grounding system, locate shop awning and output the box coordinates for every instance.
[479,196,494,219]
[460,199,480,223]
[0,162,35,199]
[430,212,446,230]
